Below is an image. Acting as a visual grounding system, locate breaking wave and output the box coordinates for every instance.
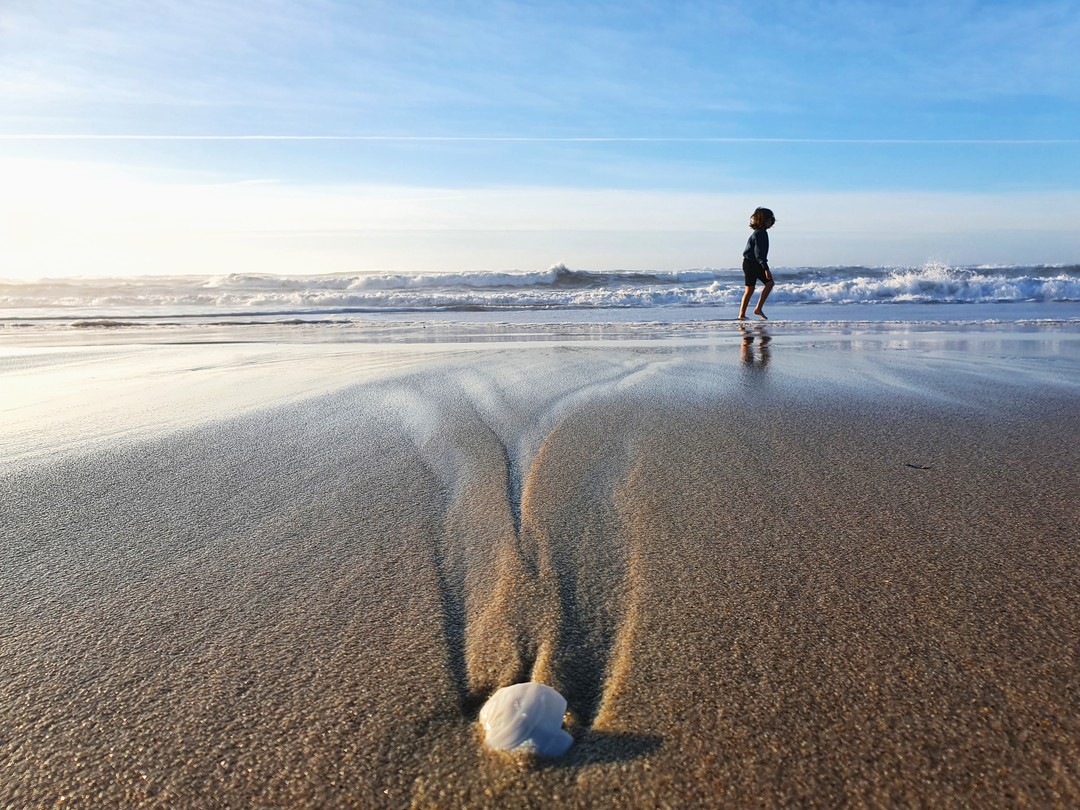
[2,262,1079,317]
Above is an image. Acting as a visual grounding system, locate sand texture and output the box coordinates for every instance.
[2,331,1079,807]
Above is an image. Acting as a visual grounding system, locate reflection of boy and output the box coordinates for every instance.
[738,207,776,320]
[738,323,772,368]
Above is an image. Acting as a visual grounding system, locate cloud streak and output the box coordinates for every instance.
[3,135,1077,144]
[5,1,1079,134]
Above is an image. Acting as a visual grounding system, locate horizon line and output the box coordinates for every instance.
[2,134,1078,145]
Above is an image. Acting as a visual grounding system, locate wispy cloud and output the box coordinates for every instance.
[762,1,1080,103]
[3,135,1077,144]
[4,0,1078,137]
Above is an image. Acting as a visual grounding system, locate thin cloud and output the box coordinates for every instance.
[2,134,1077,144]
[5,2,1078,141]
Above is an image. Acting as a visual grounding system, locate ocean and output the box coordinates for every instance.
[2,262,1079,329]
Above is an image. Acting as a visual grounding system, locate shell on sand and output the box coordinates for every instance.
[479,682,573,756]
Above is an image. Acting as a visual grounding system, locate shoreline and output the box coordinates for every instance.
[2,307,1079,349]
[3,298,1080,331]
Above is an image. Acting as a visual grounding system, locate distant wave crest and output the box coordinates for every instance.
[202,264,727,293]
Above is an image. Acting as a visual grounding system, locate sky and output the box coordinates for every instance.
[2,0,1079,278]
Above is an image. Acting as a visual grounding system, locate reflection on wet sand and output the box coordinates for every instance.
[739,323,771,369]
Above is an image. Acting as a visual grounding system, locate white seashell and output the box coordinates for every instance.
[479,682,573,756]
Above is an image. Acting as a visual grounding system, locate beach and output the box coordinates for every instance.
[2,320,1079,807]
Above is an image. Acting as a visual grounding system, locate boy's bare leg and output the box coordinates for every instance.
[753,281,774,318]
[738,286,755,319]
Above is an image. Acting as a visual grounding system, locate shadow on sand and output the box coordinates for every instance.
[534,730,663,769]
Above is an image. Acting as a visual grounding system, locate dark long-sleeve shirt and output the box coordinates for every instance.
[743,229,770,270]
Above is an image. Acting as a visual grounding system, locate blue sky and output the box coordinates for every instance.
[2,0,1079,276]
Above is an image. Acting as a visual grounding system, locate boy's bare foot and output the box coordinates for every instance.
[737,315,749,320]
[753,309,768,320]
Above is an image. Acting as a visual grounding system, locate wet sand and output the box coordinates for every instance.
[2,325,1079,807]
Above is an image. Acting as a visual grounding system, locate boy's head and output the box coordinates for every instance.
[750,207,776,229]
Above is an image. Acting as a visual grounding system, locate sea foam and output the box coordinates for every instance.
[3,262,1079,319]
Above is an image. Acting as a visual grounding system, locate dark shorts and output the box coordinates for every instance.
[742,257,772,288]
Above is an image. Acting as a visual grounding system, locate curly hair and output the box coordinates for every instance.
[749,207,776,229]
